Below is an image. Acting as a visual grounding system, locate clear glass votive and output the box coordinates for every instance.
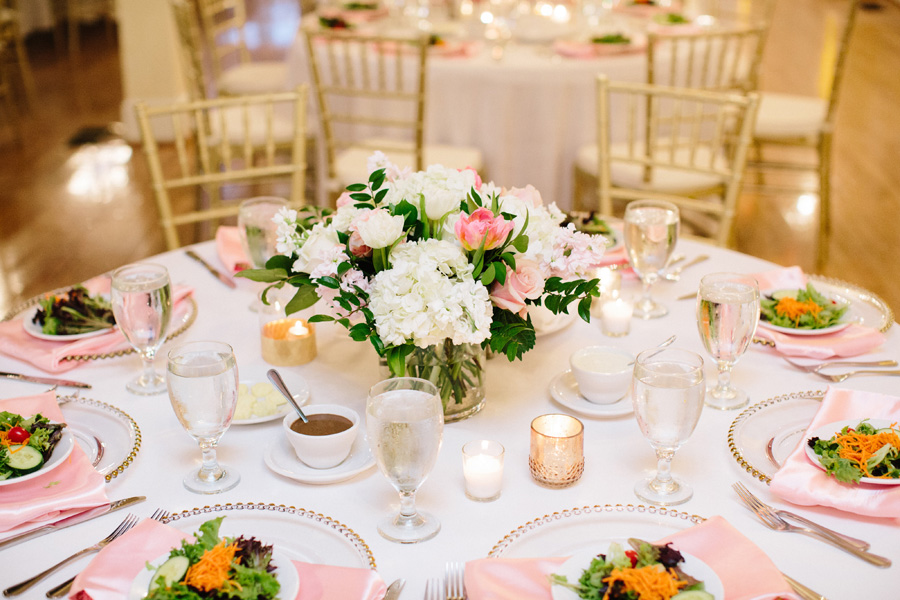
[601,294,634,337]
[259,289,316,366]
[462,440,505,502]
[529,414,584,488]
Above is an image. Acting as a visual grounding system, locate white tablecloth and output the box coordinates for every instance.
[1,239,898,599]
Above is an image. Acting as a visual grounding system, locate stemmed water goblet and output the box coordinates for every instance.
[696,272,760,410]
[110,262,172,395]
[366,377,443,543]
[623,199,680,319]
[166,340,241,494]
[631,347,705,505]
[238,196,287,311]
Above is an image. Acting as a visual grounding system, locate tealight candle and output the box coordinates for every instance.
[261,318,317,366]
[462,440,504,502]
[596,267,622,298]
[529,414,584,488]
[601,295,633,337]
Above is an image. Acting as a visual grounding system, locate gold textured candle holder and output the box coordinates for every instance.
[529,414,584,488]
[261,318,316,366]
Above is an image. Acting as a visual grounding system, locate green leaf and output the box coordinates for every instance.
[512,235,529,253]
[234,268,287,283]
[285,286,319,315]
[317,276,341,289]
[480,267,495,286]
[308,314,333,323]
[369,168,386,184]
[350,192,371,201]
[375,188,389,203]
[501,252,516,271]
[265,255,292,270]
[578,296,592,323]
[346,183,367,192]
[337,261,351,276]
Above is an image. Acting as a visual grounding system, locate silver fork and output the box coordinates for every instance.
[811,368,900,383]
[732,483,891,567]
[425,577,445,600]
[782,356,897,373]
[445,562,466,600]
[3,513,139,596]
[663,254,709,281]
[44,510,170,598]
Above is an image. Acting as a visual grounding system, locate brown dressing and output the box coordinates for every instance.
[290,414,353,436]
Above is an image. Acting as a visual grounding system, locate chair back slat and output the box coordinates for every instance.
[196,0,252,79]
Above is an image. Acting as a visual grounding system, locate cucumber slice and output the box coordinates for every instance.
[7,446,44,474]
[769,289,797,301]
[672,591,714,600]
[148,556,190,591]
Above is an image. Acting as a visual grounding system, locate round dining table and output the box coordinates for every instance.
[1,238,897,600]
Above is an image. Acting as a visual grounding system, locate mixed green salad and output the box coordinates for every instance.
[653,13,690,24]
[566,213,618,248]
[549,539,712,600]
[808,420,900,483]
[146,517,281,600]
[760,284,848,330]
[31,285,115,336]
[0,411,67,480]
[592,33,632,45]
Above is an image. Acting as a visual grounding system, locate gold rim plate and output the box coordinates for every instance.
[60,394,142,483]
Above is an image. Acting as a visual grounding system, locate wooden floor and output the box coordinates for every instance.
[0,0,898,319]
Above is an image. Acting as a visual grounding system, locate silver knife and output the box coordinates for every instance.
[0,496,145,550]
[384,578,405,600]
[185,249,237,289]
[0,372,91,389]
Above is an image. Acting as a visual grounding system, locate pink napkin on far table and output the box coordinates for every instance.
[770,388,900,519]
[71,518,387,600]
[215,225,251,274]
[0,281,194,373]
[752,266,885,359]
[0,392,108,542]
[465,516,798,600]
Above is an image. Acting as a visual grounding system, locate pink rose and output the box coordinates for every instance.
[348,231,372,257]
[490,259,545,317]
[459,166,483,190]
[507,185,543,208]
[455,208,514,252]
[336,191,354,208]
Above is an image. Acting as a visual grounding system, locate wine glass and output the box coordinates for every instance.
[623,199,680,319]
[366,377,443,543]
[110,263,172,395]
[696,272,760,410]
[166,340,241,494]
[631,347,704,505]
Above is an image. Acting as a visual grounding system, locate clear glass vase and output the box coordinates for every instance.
[382,340,486,422]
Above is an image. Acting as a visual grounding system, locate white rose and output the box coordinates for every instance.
[293,224,340,273]
[422,188,460,220]
[354,208,406,249]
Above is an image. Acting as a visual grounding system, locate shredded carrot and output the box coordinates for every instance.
[0,432,26,454]
[774,296,823,325]
[183,540,241,592]
[601,565,689,600]
[833,423,900,478]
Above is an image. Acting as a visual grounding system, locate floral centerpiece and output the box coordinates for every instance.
[238,153,608,420]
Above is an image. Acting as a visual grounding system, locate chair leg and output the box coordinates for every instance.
[816,132,833,270]
[12,36,35,107]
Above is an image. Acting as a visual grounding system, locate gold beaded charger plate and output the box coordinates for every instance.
[163,503,376,569]
[727,390,826,485]
[488,503,704,558]
[770,275,893,335]
[59,394,141,483]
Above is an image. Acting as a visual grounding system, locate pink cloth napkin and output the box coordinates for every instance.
[0,283,194,373]
[465,517,797,600]
[215,226,251,274]
[770,388,900,519]
[71,518,387,600]
[552,40,644,59]
[0,392,108,541]
[752,266,885,359]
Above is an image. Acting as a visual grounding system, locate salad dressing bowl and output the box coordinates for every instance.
[282,404,359,469]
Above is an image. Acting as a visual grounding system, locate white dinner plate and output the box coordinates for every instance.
[758,287,850,336]
[804,419,900,486]
[22,303,115,341]
[550,548,724,600]
[129,548,299,600]
[232,373,310,425]
[549,370,634,418]
[264,427,375,484]
[0,428,75,487]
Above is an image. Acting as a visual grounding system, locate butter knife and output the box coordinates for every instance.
[0,372,91,389]
[384,578,405,600]
[0,496,145,550]
[185,250,236,289]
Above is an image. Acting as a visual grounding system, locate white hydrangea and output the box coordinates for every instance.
[331,204,368,233]
[382,164,477,223]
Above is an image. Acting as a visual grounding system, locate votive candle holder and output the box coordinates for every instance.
[529,414,584,488]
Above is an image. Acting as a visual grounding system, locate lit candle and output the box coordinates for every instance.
[601,296,633,337]
[261,318,317,366]
[529,415,584,488]
[596,266,622,298]
[462,440,504,501]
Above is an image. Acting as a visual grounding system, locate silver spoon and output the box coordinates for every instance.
[267,368,308,423]
[627,335,677,366]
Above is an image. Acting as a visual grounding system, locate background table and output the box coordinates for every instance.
[1,238,898,599]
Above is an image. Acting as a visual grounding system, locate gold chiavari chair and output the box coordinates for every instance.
[592,75,759,247]
[170,0,212,100]
[304,28,484,199]
[135,87,308,250]
[748,0,861,269]
[194,0,289,96]
[0,0,35,106]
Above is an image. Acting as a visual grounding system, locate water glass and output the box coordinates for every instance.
[238,196,288,269]
[623,200,680,319]
[696,272,760,410]
[166,340,240,494]
[367,377,443,543]
[110,263,172,395]
[632,347,704,505]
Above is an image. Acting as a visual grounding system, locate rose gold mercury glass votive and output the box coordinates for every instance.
[529,414,584,487]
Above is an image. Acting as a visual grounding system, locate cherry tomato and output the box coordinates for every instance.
[7,426,30,444]
[625,550,638,568]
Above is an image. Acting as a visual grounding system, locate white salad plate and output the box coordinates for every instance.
[804,418,900,486]
[549,370,633,418]
[129,548,299,600]
[232,373,310,426]
[0,428,75,486]
[550,548,724,600]
[22,303,115,341]
[264,427,375,484]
